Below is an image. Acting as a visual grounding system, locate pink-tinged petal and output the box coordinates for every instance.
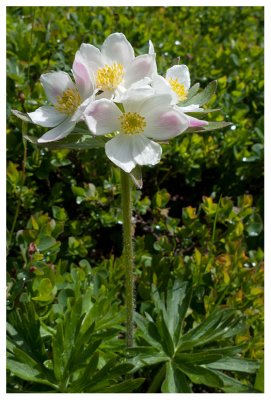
[40,72,74,105]
[166,65,190,91]
[187,115,208,127]
[28,106,66,127]
[37,119,75,143]
[105,134,136,173]
[144,107,189,140]
[78,43,104,71]
[101,33,135,67]
[131,135,162,166]
[72,52,95,99]
[124,54,156,87]
[84,99,122,135]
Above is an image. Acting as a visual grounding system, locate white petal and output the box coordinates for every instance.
[105,135,136,173]
[40,72,74,105]
[72,51,95,99]
[95,90,115,100]
[70,94,95,123]
[132,135,162,166]
[124,54,156,87]
[28,106,66,127]
[187,115,208,128]
[84,99,121,135]
[139,94,173,116]
[101,33,134,67]
[121,86,155,112]
[37,119,75,143]
[149,40,155,55]
[130,77,152,89]
[144,107,189,140]
[166,65,190,91]
[179,104,203,112]
[152,75,173,96]
[122,93,172,118]
[148,40,158,76]
[79,43,104,71]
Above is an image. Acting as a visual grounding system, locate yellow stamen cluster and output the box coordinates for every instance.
[119,112,146,135]
[168,78,188,101]
[96,63,124,91]
[55,88,82,116]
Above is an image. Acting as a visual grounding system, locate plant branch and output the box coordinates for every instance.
[120,169,135,348]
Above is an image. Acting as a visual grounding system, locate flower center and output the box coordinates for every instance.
[96,63,124,91]
[119,112,146,135]
[55,88,82,116]
[168,78,188,101]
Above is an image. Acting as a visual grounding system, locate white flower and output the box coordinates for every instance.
[83,93,189,173]
[28,71,94,143]
[73,33,156,101]
[149,42,208,128]
[152,67,208,128]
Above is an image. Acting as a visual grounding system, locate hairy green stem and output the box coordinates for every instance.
[120,169,135,348]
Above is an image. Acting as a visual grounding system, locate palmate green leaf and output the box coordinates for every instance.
[152,280,192,346]
[10,347,45,375]
[100,378,145,393]
[177,308,244,351]
[51,297,87,382]
[69,352,99,393]
[7,359,57,389]
[7,302,47,364]
[173,282,192,344]
[134,313,163,350]
[175,345,245,365]
[207,357,260,373]
[7,304,56,388]
[79,361,135,393]
[80,294,125,333]
[52,321,65,382]
[177,363,224,388]
[214,370,259,393]
[161,361,192,393]
[127,346,168,371]
[67,339,101,374]
[180,80,217,107]
[174,351,223,365]
[156,312,175,357]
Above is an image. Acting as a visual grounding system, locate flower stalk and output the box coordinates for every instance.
[120,169,135,348]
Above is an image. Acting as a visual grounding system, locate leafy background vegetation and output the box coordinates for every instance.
[7,6,264,393]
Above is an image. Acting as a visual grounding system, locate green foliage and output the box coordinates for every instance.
[7,5,263,393]
[131,280,259,393]
[7,288,144,393]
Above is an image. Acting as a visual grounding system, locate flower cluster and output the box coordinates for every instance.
[16,33,212,174]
